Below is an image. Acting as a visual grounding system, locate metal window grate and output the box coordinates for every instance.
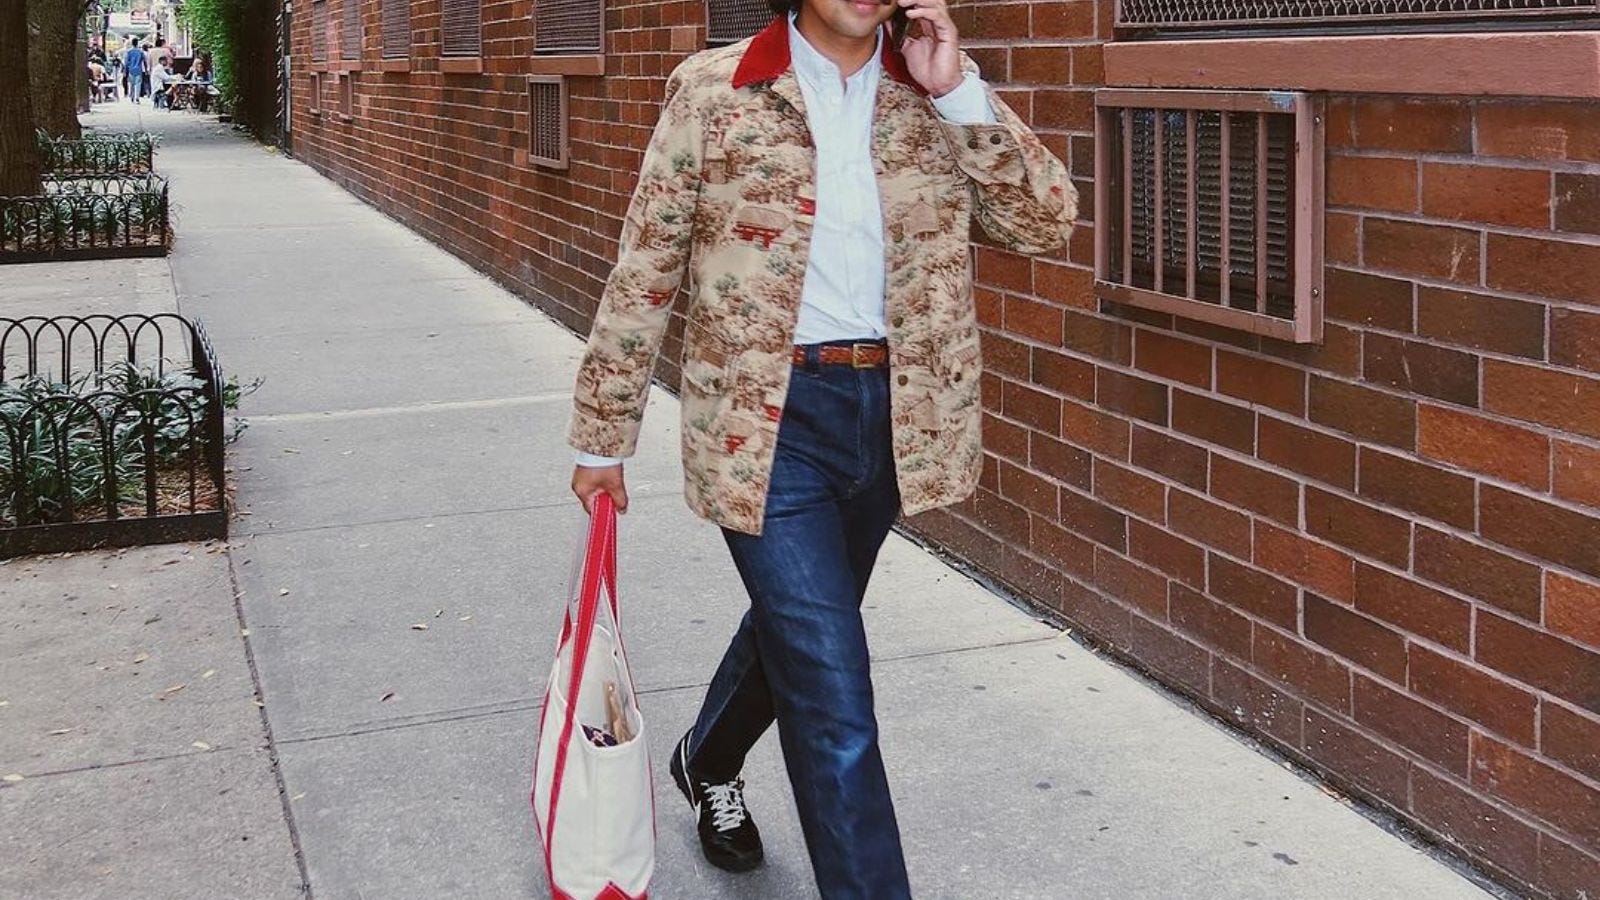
[707,0,774,45]
[311,0,329,62]
[535,0,604,53]
[341,0,362,59]
[441,0,482,57]
[1094,90,1324,344]
[381,0,409,58]
[529,76,569,168]
[1116,0,1599,31]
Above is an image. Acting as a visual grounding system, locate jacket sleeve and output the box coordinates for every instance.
[936,53,1078,255]
[567,64,705,458]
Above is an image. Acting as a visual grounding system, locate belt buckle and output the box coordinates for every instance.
[850,343,875,369]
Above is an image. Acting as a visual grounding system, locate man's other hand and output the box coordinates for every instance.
[573,463,629,516]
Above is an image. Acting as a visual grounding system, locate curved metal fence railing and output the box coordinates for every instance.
[0,314,228,556]
[0,175,170,263]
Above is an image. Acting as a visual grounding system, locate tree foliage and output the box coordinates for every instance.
[178,0,240,108]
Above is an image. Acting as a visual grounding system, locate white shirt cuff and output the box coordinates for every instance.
[575,451,624,468]
[930,72,997,126]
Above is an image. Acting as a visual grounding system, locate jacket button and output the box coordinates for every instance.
[990,133,1003,145]
[966,138,979,150]
[953,371,963,382]
[897,374,909,386]
[892,315,904,327]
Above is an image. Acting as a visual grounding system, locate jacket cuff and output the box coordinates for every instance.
[940,118,1027,186]
[568,409,641,460]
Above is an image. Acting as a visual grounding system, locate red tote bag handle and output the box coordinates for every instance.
[538,493,621,883]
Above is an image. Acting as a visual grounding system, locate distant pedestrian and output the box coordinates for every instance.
[123,41,146,103]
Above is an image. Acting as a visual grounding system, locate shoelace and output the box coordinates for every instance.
[702,781,749,833]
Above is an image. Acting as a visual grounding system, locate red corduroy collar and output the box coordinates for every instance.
[731,15,928,97]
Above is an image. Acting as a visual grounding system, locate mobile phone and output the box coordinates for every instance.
[891,6,910,47]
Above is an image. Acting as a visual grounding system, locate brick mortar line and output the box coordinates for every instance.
[1331,145,1600,176]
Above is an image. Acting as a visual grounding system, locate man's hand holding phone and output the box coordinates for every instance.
[893,0,964,98]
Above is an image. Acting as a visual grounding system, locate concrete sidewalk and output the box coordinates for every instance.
[1,102,1503,899]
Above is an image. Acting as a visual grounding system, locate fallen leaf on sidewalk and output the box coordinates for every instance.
[282,448,301,454]
[278,589,290,596]
[381,692,396,702]
[47,728,73,736]
[458,615,472,622]
[162,683,187,696]
[201,669,216,679]
[290,793,306,801]
[410,623,429,631]
[2,774,23,783]
[191,741,211,751]
[133,652,149,664]
[434,609,444,618]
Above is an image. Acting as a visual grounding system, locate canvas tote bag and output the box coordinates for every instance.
[531,494,655,899]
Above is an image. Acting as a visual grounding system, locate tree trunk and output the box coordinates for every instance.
[28,0,82,139]
[0,0,42,194]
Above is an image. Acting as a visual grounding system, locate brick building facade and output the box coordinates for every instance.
[287,2,1600,895]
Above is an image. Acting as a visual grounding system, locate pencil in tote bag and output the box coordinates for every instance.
[531,494,655,899]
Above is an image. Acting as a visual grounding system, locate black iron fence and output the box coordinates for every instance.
[0,175,171,263]
[0,315,228,557]
[38,132,156,176]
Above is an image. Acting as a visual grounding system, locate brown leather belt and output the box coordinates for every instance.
[791,342,890,369]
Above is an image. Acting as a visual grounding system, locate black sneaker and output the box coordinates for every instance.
[669,731,764,872]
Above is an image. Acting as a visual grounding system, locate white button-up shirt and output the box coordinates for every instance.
[788,14,993,344]
[576,19,996,467]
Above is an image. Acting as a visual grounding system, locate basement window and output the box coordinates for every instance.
[1094,89,1325,344]
[529,75,570,169]
[706,0,774,46]
[1115,0,1600,34]
[341,0,363,62]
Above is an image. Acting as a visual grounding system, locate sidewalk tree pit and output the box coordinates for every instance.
[1,132,170,264]
[0,315,234,557]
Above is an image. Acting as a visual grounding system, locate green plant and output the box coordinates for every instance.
[0,361,237,526]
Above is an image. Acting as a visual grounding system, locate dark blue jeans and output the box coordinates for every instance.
[685,347,910,899]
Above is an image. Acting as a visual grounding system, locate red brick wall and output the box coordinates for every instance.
[288,4,1600,896]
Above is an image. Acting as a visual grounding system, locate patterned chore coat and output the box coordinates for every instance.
[568,17,1078,536]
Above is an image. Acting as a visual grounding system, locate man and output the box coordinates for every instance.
[122,40,145,103]
[567,0,1074,895]
[150,57,174,109]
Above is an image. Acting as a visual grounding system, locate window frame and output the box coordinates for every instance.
[528,74,571,170]
[529,0,606,75]
[440,0,483,71]
[1093,88,1326,345]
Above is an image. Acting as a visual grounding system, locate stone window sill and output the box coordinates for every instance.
[439,56,483,74]
[1103,32,1600,99]
[528,54,604,76]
